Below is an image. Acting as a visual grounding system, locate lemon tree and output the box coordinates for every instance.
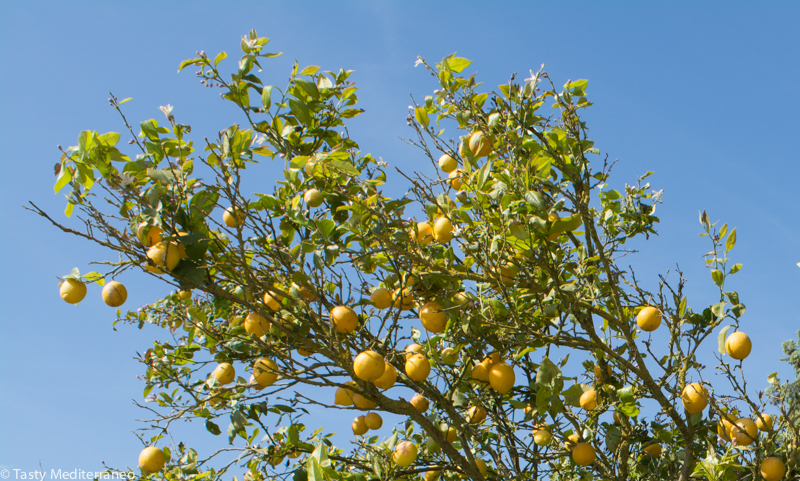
[35,30,798,481]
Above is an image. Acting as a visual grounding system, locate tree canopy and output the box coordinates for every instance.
[37,30,798,481]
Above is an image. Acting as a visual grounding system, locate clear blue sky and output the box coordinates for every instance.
[1,0,799,477]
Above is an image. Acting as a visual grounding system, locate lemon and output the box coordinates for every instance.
[725,331,752,360]
[138,446,166,473]
[488,362,515,394]
[102,280,127,307]
[419,301,448,333]
[330,306,358,333]
[636,306,661,331]
[60,278,87,304]
[354,350,386,382]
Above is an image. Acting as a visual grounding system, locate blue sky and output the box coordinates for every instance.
[1,0,799,477]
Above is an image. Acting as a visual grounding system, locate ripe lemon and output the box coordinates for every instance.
[352,416,368,435]
[533,429,551,446]
[291,282,315,301]
[405,344,424,360]
[419,301,448,333]
[453,292,469,306]
[334,383,355,406]
[253,358,278,387]
[365,412,383,430]
[60,278,87,304]
[488,362,515,394]
[178,289,192,301]
[730,418,758,446]
[370,288,392,309]
[593,364,612,380]
[137,224,163,247]
[392,441,418,467]
[564,433,580,449]
[373,362,397,389]
[244,312,270,337]
[642,443,662,457]
[424,469,441,481]
[138,446,166,473]
[440,347,458,365]
[330,306,358,333]
[406,353,431,382]
[441,425,457,443]
[353,392,377,410]
[102,280,127,307]
[572,442,596,466]
[613,411,628,424]
[499,262,518,284]
[213,362,236,385]
[756,414,774,431]
[760,457,786,481]
[412,221,434,245]
[263,292,281,311]
[579,390,598,411]
[449,170,465,191]
[393,288,415,310]
[146,242,181,273]
[433,216,454,243]
[467,405,487,424]
[718,414,736,441]
[681,383,709,414]
[222,207,243,228]
[636,306,661,331]
[438,154,457,173]
[304,188,323,207]
[471,359,493,383]
[462,459,487,478]
[468,131,492,158]
[410,393,429,413]
[725,331,752,360]
[296,347,315,357]
[354,350,386,382]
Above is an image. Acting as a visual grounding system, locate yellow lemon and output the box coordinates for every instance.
[352,416,368,435]
[354,350,386,382]
[756,414,774,431]
[410,393,429,413]
[244,312,270,337]
[438,154,457,173]
[213,362,236,385]
[137,224,163,247]
[730,418,758,446]
[101,281,127,307]
[60,278,87,304]
[304,188,323,207]
[138,446,166,473]
[760,457,786,481]
[468,131,492,158]
[223,207,243,228]
[406,353,431,382]
[419,301,448,333]
[636,306,661,331]
[372,362,397,390]
[572,442,596,466]
[392,441,418,467]
[642,443,662,457]
[681,383,709,414]
[370,288,392,309]
[365,412,383,430]
[579,390,597,411]
[253,358,278,387]
[467,405,487,424]
[330,306,358,333]
[488,362,515,394]
[725,331,752,360]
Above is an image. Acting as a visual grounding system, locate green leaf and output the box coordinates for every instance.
[82,271,105,286]
[214,51,227,67]
[729,263,742,274]
[289,99,312,125]
[178,58,202,72]
[261,86,273,109]
[731,304,745,318]
[711,269,723,286]
[54,165,72,193]
[718,325,731,355]
[711,301,727,319]
[448,57,472,73]
[295,79,320,100]
[767,372,779,385]
[725,227,737,252]
[617,386,635,404]
[205,420,221,435]
[118,98,132,105]
[414,107,429,129]
[299,65,320,76]
[65,201,74,218]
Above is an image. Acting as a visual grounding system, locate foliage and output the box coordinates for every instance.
[34,30,798,481]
